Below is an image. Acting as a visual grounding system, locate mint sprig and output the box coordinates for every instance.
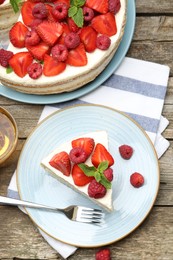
[68,0,85,28]
[10,0,21,13]
[78,161,112,189]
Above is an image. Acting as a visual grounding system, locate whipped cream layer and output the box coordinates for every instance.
[41,131,113,212]
[0,0,126,93]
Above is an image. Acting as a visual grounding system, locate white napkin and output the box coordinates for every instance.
[7,57,170,259]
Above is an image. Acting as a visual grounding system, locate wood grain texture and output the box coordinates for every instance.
[0,0,173,259]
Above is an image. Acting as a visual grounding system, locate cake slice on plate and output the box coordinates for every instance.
[41,131,115,212]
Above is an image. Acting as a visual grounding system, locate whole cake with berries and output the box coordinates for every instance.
[41,131,115,212]
[0,0,126,95]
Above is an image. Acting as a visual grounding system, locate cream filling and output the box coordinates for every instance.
[0,0,126,87]
[41,131,113,212]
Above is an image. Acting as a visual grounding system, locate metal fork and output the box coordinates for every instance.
[0,195,104,224]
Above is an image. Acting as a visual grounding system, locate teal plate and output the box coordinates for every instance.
[17,105,159,247]
[0,0,135,104]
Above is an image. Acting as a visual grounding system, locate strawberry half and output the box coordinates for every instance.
[36,21,63,46]
[43,54,66,76]
[9,52,33,78]
[91,143,114,168]
[49,151,71,176]
[27,41,50,61]
[72,137,95,158]
[72,164,94,186]
[86,0,108,14]
[9,22,29,48]
[79,26,97,53]
[66,43,87,66]
[91,12,117,36]
[21,2,36,27]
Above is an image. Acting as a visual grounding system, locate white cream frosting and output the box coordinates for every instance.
[41,130,113,212]
[0,0,126,93]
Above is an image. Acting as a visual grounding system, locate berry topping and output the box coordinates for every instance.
[91,12,117,36]
[108,0,121,14]
[0,0,5,4]
[83,7,94,22]
[29,18,43,30]
[0,49,14,68]
[21,2,37,27]
[43,54,66,76]
[72,137,95,159]
[79,26,97,52]
[91,143,114,168]
[86,0,108,14]
[32,3,48,19]
[64,32,80,49]
[95,248,111,260]
[67,17,80,33]
[27,62,43,79]
[96,35,111,50]
[27,41,50,61]
[9,21,29,48]
[103,167,113,182]
[130,172,144,188]
[72,164,94,186]
[51,44,68,62]
[25,30,41,46]
[119,144,133,160]
[66,43,87,66]
[9,52,33,78]
[88,179,106,199]
[69,147,87,164]
[52,3,68,21]
[49,151,71,176]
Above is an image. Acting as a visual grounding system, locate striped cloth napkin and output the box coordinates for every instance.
[7,57,170,258]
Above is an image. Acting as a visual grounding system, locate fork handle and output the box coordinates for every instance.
[0,195,56,211]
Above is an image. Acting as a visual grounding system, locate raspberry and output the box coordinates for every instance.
[52,3,68,21]
[95,248,111,260]
[64,32,80,49]
[69,147,87,164]
[51,44,68,62]
[83,7,94,22]
[0,49,13,68]
[96,35,111,50]
[32,3,48,19]
[25,30,40,46]
[103,168,113,182]
[119,144,133,159]
[29,18,43,30]
[130,172,144,188]
[88,179,106,199]
[108,0,121,14]
[27,62,43,79]
[0,0,5,4]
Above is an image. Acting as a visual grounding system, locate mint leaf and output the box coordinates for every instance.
[6,67,13,74]
[95,171,101,182]
[68,6,78,17]
[73,8,84,28]
[98,161,109,173]
[78,163,97,177]
[100,178,112,189]
[10,0,21,13]
[72,0,85,7]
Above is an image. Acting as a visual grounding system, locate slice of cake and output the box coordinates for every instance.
[41,131,115,212]
[0,0,127,95]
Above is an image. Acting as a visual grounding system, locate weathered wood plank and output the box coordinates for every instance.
[136,0,173,14]
[0,206,172,259]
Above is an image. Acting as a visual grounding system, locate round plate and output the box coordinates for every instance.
[0,1,135,104]
[17,105,159,247]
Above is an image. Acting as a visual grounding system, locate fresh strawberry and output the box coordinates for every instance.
[43,54,66,76]
[36,21,63,46]
[72,137,95,158]
[46,4,57,22]
[9,22,29,48]
[27,41,50,61]
[66,43,87,66]
[58,23,70,45]
[67,17,80,33]
[9,52,33,78]
[85,0,108,14]
[21,2,36,27]
[79,26,97,53]
[91,12,117,36]
[72,164,94,186]
[91,143,114,168]
[49,151,71,176]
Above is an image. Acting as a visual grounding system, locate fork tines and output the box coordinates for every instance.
[76,206,105,224]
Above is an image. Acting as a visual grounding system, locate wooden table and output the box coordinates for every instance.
[0,1,173,259]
